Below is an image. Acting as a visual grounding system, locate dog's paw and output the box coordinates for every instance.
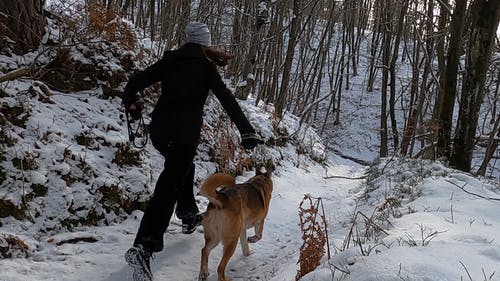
[198,271,209,281]
[242,249,254,256]
[247,236,261,243]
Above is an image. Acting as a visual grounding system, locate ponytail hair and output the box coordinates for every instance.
[203,47,234,67]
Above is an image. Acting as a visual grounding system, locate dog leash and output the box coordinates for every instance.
[125,107,148,149]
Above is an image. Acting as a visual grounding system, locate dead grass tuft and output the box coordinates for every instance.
[0,234,29,259]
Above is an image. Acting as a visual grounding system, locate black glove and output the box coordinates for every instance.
[241,133,263,149]
[126,102,142,121]
[122,92,142,120]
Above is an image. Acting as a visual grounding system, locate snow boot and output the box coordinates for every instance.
[181,213,203,234]
[125,245,153,281]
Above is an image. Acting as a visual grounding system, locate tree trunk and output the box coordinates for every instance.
[379,0,392,158]
[0,0,46,54]
[228,0,243,78]
[435,0,467,159]
[432,0,449,123]
[388,0,409,150]
[235,0,268,100]
[174,0,191,47]
[401,24,421,156]
[450,0,500,172]
[275,0,301,117]
[121,0,132,14]
[401,0,434,156]
[476,114,500,176]
[149,0,155,40]
[367,0,382,92]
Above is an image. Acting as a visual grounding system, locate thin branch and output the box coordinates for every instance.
[445,180,500,202]
[324,175,367,180]
[459,261,474,281]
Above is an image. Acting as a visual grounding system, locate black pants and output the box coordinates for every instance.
[134,142,199,252]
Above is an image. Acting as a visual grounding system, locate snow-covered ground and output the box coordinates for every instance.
[1,5,499,281]
[1,53,499,281]
[1,141,499,281]
[0,156,360,281]
[0,80,498,281]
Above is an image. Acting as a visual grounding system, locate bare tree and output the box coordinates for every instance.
[367,0,383,92]
[400,0,437,157]
[434,0,467,159]
[477,114,500,176]
[258,0,285,106]
[379,0,392,157]
[235,0,269,100]
[62,0,499,173]
[450,0,500,172]
[275,0,302,117]
[0,0,46,54]
[388,0,409,150]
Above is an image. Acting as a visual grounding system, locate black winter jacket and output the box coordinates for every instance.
[122,43,256,144]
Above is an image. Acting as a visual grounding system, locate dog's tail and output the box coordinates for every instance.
[199,173,236,208]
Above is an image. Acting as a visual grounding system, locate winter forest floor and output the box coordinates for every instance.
[1,82,499,281]
[1,7,499,281]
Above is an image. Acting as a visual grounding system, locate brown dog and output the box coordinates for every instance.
[198,169,273,281]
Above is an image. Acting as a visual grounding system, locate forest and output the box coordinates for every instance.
[0,1,499,280]
[1,0,498,176]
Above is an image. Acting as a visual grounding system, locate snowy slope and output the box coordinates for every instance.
[1,5,500,281]
[0,146,364,281]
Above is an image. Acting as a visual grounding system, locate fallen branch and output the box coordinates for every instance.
[324,174,367,180]
[446,180,500,201]
[0,66,32,83]
[53,237,99,246]
[47,234,100,246]
[329,149,372,166]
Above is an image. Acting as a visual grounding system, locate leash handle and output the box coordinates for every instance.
[125,108,148,149]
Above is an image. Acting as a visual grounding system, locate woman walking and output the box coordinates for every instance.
[121,22,261,281]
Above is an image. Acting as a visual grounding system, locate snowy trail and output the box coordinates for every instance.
[1,160,364,281]
[127,161,362,281]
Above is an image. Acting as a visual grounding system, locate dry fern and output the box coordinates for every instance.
[0,234,29,259]
[296,194,330,280]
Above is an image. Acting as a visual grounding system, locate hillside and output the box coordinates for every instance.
[0,21,327,254]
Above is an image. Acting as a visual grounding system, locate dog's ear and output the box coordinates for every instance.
[255,166,273,178]
[255,166,265,176]
[265,169,272,178]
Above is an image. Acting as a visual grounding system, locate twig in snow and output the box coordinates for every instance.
[460,261,473,281]
[446,180,500,202]
[324,174,367,180]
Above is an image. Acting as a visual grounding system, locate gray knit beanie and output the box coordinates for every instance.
[185,22,211,47]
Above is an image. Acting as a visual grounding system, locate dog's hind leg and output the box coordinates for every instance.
[239,229,252,256]
[199,237,220,281]
[218,240,238,281]
[248,220,264,243]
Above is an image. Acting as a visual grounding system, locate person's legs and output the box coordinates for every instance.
[175,163,200,220]
[175,162,204,234]
[126,142,197,281]
[132,142,198,252]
